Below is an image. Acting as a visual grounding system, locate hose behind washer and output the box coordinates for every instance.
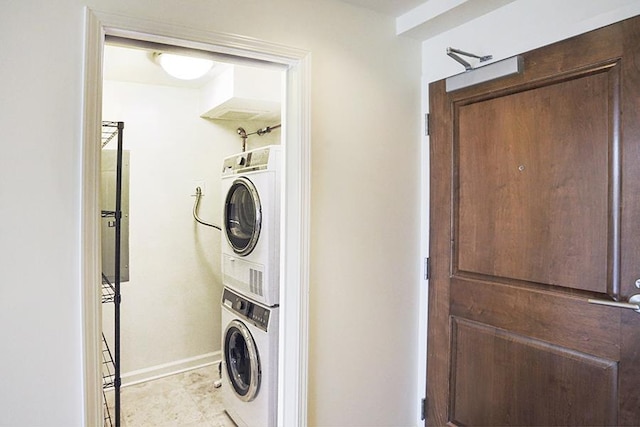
[193,186,221,231]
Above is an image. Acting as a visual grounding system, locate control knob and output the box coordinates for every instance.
[234,298,247,311]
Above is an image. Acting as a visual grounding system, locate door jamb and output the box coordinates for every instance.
[81,8,311,426]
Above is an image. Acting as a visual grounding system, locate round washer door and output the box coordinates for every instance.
[224,319,261,401]
[224,177,261,256]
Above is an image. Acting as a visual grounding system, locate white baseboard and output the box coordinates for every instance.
[120,351,221,387]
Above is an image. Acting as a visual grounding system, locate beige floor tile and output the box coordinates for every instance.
[209,413,238,427]
[103,364,229,427]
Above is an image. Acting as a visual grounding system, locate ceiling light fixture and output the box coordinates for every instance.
[156,52,214,80]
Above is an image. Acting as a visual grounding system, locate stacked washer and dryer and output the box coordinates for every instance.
[219,145,281,427]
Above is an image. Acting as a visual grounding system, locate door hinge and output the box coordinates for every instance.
[421,397,427,421]
[425,113,430,136]
[424,257,431,281]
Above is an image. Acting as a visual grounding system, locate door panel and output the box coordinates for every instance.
[455,66,615,293]
[451,318,617,427]
[427,15,640,426]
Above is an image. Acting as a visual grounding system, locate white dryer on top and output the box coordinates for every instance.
[221,145,281,306]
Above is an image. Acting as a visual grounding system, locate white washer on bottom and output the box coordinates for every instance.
[221,287,278,426]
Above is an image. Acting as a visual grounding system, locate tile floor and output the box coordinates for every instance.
[104,364,236,427]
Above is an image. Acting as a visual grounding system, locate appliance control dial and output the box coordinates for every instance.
[234,298,246,312]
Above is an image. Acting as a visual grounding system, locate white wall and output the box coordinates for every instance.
[0,1,421,426]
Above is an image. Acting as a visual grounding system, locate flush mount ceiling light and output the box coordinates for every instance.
[155,52,214,80]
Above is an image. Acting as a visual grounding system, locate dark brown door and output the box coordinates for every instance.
[427,15,640,426]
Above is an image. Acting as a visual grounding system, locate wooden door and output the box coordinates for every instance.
[427,15,640,426]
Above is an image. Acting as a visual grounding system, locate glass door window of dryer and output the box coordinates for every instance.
[225,177,261,256]
[225,320,260,401]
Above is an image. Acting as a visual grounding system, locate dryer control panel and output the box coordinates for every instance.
[222,288,272,332]
[222,145,279,175]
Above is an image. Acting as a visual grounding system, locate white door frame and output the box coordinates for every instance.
[81,8,311,426]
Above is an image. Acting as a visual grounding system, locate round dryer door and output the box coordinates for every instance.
[224,319,261,401]
[224,177,261,256]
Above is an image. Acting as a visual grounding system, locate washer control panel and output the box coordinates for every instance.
[222,288,272,332]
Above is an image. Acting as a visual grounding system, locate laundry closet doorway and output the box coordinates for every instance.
[82,10,310,427]
[102,42,284,424]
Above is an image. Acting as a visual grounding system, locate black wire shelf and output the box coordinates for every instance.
[102,121,120,148]
[101,120,123,427]
[102,274,115,304]
[103,388,113,427]
[102,333,116,390]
